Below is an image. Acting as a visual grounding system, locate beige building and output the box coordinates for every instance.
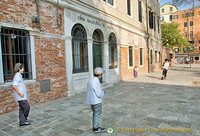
[160,3,178,23]
[63,0,162,90]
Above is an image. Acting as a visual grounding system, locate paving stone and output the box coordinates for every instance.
[0,64,200,136]
[1,126,18,133]
[9,129,26,136]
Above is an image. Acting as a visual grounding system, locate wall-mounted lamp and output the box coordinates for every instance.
[32,16,40,23]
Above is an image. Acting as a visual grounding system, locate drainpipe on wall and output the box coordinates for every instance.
[146,0,150,73]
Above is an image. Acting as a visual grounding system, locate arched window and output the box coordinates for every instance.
[109,33,118,69]
[71,24,88,73]
[92,30,101,42]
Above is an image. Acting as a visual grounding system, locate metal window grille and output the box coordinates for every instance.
[71,24,88,73]
[72,38,88,73]
[0,27,32,82]
[109,33,117,69]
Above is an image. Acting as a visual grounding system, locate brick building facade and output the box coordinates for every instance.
[172,7,200,64]
[0,0,163,114]
[0,0,67,114]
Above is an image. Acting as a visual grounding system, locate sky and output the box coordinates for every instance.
[160,0,200,10]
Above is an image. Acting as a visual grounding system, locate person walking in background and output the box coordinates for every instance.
[12,63,30,126]
[134,66,139,78]
[86,67,106,133]
[161,59,170,80]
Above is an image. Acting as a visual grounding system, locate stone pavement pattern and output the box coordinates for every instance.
[0,64,200,136]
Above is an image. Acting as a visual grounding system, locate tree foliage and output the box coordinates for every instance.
[161,22,191,50]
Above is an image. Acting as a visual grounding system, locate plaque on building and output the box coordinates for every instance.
[40,79,51,93]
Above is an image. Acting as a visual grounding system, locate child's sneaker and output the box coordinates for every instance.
[93,127,106,133]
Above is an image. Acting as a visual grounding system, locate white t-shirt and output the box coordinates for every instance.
[164,62,169,70]
[12,73,27,101]
[86,77,104,105]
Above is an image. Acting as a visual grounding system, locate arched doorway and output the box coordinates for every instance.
[92,29,104,70]
[92,29,103,82]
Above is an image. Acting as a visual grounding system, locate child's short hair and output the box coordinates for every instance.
[165,59,168,62]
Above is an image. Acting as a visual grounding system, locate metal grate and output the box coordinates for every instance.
[40,79,51,93]
[71,24,88,73]
[0,27,32,82]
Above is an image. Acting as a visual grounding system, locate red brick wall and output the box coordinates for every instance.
[0,0,67,114]
[0,0,64,34]
[120,47,133,80]
[120,47,149,80]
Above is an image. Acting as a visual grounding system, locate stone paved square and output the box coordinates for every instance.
[0,64,200,136]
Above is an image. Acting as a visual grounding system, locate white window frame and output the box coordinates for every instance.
[127,0,132,17]
[128,46,134,69]
[0,25,36,84]
[101,0,116,8]
[139,48,144,67]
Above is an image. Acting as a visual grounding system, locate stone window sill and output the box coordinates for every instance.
[0,79,37,89]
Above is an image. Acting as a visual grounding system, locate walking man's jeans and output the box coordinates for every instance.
[91,103,102,129]
[18,100,30,125]
[163,69,168,78]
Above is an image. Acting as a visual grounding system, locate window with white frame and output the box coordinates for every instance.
[0,27,32,82]
[71,24,88,73]
[109,33,118,69]
[149,11,154,29]
[169,15,172,21]
[159,52,161,63]
[103,0,114,6]
[161,8,164,13]
[129,46,133,67]
[160,16,164,21]
[155,51,157,63]
[184,22,187,27]
[139,48,143,66]
[127,0,131,16]
[138,0,142,22]
[150,50,153,65]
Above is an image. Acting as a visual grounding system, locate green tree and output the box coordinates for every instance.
[161,22,191,50]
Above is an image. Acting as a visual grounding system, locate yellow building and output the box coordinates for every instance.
[160,3,178,23]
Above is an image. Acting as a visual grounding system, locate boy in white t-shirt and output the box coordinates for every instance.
[12,63,30,126]
[161,59,170,80]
